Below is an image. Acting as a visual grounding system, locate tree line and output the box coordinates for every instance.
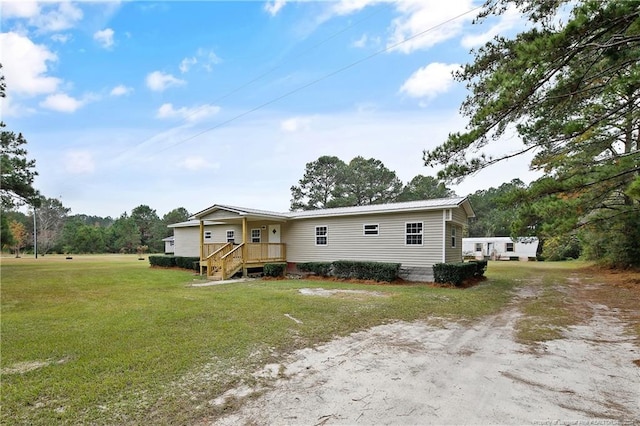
[2,202,190,256]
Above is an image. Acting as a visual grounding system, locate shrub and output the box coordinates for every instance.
[467,259,488,277]
[149,256,176,268]
[297,262,332,277]
[149,256,199,270]
[175,256,200,271]
[264,263,287,277]
[332,260,400,282]
[469,260,489,277]
[433,262,478,286]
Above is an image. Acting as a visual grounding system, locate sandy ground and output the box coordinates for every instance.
[210,284,640,425]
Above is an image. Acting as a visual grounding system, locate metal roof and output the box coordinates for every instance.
[188,197,474,222]
[287,197,473,219]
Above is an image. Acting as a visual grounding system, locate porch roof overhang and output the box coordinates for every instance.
[189,204,289,222]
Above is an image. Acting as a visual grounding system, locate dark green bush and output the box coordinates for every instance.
[264,263,287,277]
[297,262,332,277]
[467,259,488,277]
[149,256,199,270]
[433,262,478,286]
[149,256,176,268]
[175,256,200,271]
[332,260,400,282]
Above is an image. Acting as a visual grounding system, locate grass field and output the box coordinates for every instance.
[1,256,635,424]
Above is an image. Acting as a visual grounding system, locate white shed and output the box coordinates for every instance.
[162,236,175,254]
[463,237,538,261]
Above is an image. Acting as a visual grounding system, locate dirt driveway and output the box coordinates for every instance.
[211,276,640,425]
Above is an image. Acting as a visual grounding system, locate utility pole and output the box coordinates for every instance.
[33,205,37,259]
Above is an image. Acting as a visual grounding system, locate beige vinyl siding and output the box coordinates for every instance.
[284,211,444,268]
[451,206,468,225]
[444,223,463,263]
[201,210,241,221]
[173,226,208,257]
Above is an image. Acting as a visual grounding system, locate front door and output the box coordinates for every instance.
[268,224,281,259]
[268,225,281,244]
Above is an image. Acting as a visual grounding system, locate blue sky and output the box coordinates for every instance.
[1,0,539,218]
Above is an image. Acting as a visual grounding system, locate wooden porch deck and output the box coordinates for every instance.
[200,242,286,280]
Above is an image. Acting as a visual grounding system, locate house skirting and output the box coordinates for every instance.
[398,266,434,282]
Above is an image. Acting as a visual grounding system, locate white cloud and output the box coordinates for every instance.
[145,71,186,92]
[264,0,287,16]
[1,1,40,19]
[387,0,475,53]
[64,150,95,174]
[179,57,197,73]
[196,48,221,72]
[40,93,86,113]
[331,0,378,16]
[51,33,72,43]
[0,32,61,96]
[29,2,83,33]
[93,28,115,49]
[156,103,221,122]
[281,116,312,132]
[461,6,523,49]
[110,85,133,96]
[400,62,460,100]
[179,156,220,171]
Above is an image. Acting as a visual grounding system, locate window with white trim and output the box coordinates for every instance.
[251,229,261,243]
[405,222,423,245]
[315,226,328,246]
[226,230,235,243]
[363,224,379,236]
[204,231,212,241]
[506,242,515,252]
[451,227,457,248]
[475,243,482,252]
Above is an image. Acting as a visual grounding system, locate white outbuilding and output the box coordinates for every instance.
[462,237,538,261]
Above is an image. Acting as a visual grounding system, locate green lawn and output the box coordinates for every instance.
[1,256,581,425]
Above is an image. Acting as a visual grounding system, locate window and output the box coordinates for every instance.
[251,229,261,243]
[405,222,423,245]
[363,224,379,236]
[506,242,515,252]
[204,231,212,240]
[451,227,457,248]
[315,226,328,246]
[226,230,235,243]
[169,240,175,247]
[475,243,482,252]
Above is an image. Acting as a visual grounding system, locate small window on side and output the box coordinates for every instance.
[363,224,379,236]
[506,242,515,252]
[251,229,261,243]
[226,230,235,244]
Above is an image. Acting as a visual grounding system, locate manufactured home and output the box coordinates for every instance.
[168,197,475,282]
[462,237,539,261]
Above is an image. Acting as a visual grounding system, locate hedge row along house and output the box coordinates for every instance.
[167,197,475,281]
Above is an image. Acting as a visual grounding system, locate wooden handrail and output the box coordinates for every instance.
[220,243,244,279]
[206,242,232,260]
[206,242,234,277]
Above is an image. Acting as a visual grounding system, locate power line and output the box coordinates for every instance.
[152,5,481,155]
